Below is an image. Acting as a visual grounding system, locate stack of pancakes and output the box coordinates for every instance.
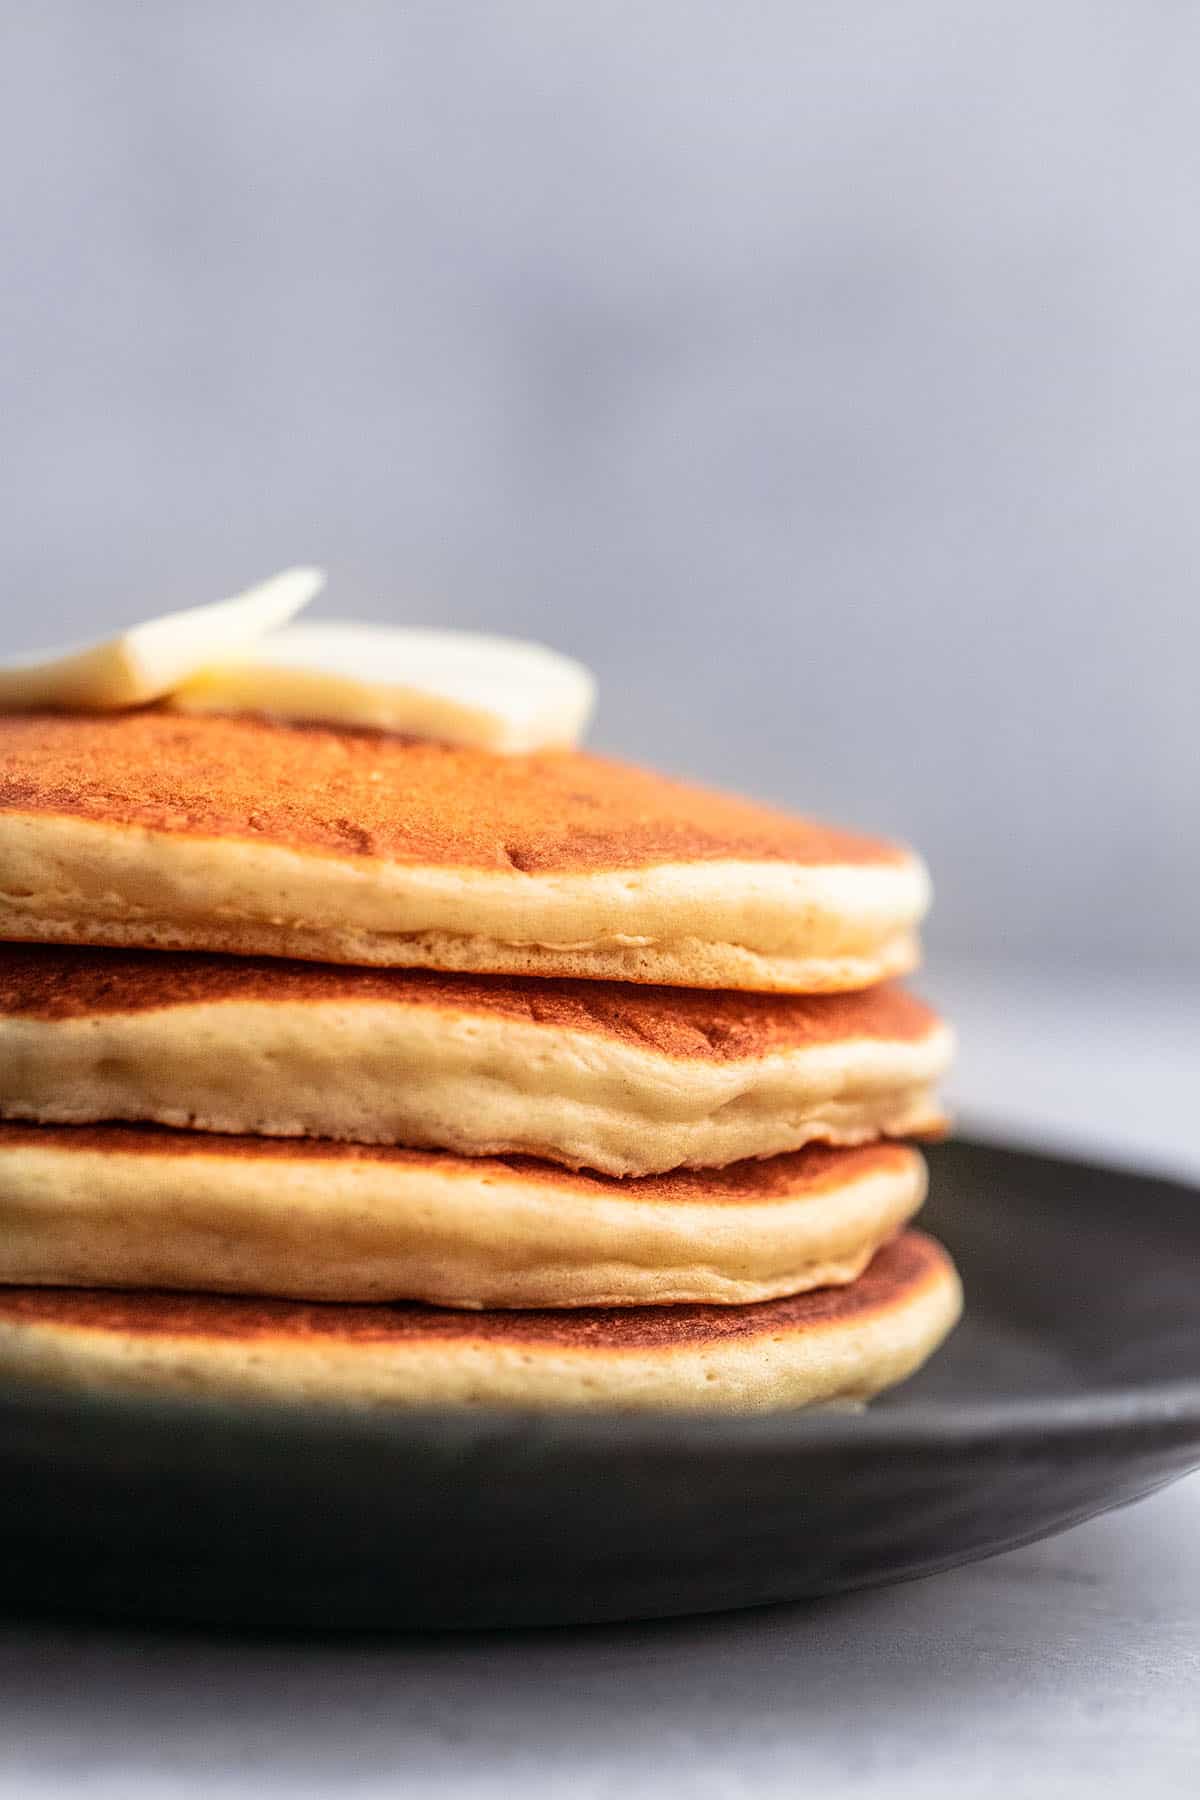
[0,711,959,1410]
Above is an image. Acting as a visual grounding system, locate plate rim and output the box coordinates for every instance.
[4,1375,1200,1464]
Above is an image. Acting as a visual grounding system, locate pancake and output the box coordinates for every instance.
[0,711,929,992]
[0,1123,926,1308]
[0,947,952,1176]
[0,1231,962,1410]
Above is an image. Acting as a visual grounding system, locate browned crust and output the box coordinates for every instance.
[0,711,909,872]
[0,1231,949,1349]
[0,1119,918,1204]
[0,945,943,1059]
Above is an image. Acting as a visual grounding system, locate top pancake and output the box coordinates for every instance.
[0,711,929,991]
[0,711,906,871]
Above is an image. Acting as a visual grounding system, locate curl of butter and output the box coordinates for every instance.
[169,622,596,753]
[0,568,323,712]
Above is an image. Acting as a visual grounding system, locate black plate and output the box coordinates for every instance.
[2,1137,1199,1632]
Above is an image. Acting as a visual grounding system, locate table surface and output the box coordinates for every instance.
[3,958,1199,1799]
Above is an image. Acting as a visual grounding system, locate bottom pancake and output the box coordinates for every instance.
[0,1124,926,1309]
[0,1231,961,1411]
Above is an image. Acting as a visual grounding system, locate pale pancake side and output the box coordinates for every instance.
[0,1231,963,1411]
[0,1124,926,1308]
[0,949,952,1175]
[0,712,928,991]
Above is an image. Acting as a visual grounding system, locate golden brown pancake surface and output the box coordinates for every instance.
[0,711,930,990]
[0,710,907,873]
[0,1118,913,1203]
[0,1231,947,1350]
[0,943,939,1058]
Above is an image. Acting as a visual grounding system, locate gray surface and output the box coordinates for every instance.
[2,1475,1199,1800]
[1,964,1198,1797]
[2,2,1198,963]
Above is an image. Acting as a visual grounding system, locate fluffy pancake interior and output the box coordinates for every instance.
[0,949,953,1175]
[0,1125,927,1308]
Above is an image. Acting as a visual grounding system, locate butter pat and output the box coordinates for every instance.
[170,623,596,752]
[0,568,323,712]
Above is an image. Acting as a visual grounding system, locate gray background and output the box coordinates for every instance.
[2,2,1197,966]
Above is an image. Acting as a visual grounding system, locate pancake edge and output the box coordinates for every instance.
[0,811,928,992]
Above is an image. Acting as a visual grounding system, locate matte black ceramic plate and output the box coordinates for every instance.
[2,1137,1199,1632]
